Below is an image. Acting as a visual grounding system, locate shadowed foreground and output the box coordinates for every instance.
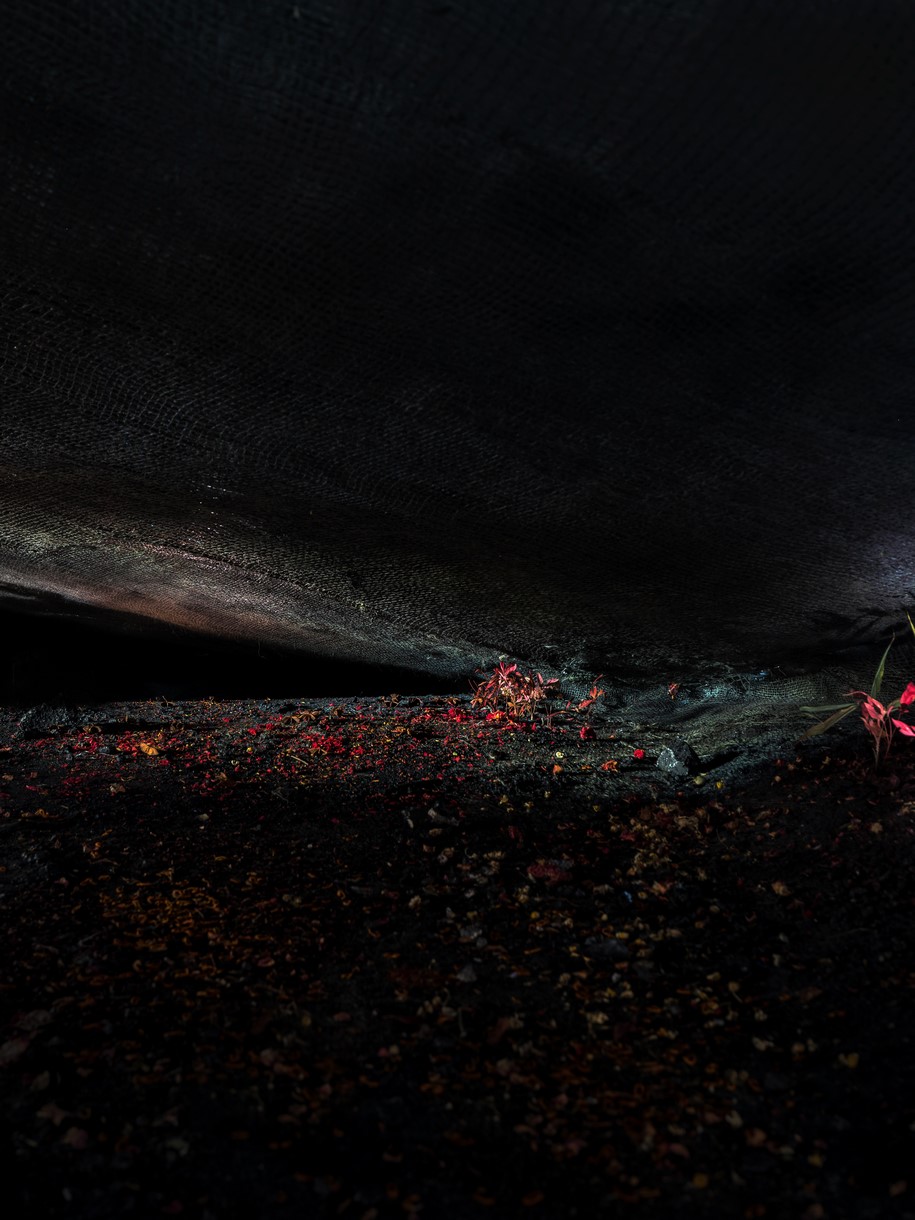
[0,695,913,1218]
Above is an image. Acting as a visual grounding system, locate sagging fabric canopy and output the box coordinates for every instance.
[1,0,913,696]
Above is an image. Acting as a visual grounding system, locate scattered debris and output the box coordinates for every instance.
[0,692,912,1217]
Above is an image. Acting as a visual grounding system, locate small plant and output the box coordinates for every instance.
[844,683,915,766]
[575,680,605,718]
[470,661,560,723]
[799,612,915,765]
[470,663,608,732]
[562,680,604,739]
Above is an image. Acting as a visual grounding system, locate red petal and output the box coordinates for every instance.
[891,718,915,736]
[854,694,886,720]
[900,682,915,706]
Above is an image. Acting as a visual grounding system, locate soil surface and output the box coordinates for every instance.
[0,693,913,1219]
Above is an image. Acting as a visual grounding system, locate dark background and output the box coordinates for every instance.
[0,604,456,705]
[2,0,915,696]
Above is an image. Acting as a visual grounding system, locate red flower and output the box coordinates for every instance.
[632,748,645,760]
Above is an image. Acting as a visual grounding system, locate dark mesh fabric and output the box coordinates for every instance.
[2,0,915,689]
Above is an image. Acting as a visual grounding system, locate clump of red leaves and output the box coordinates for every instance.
[471,663,605,731]
[470,661,561,725]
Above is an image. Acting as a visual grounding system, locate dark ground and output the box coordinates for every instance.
[0,690,913,1219]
